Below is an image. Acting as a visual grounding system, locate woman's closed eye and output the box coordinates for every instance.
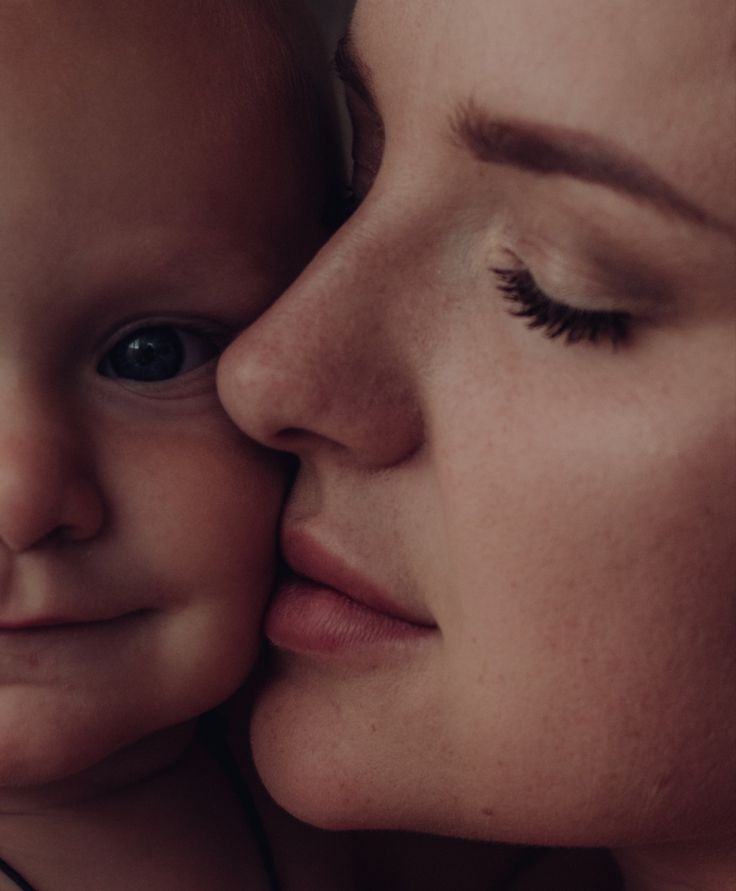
[493,266,633,347]
[98,323,229,383]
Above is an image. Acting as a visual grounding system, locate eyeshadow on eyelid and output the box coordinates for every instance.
[505,211,678,311]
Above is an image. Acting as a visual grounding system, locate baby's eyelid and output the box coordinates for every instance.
[96,315,233,354]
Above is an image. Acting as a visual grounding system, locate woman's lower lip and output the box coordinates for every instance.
[265,576,436,657]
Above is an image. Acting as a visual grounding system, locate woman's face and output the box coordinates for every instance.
[219,0,736,847]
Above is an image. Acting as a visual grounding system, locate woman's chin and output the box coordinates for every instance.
[249,681,349,829]
[249,671,441,835]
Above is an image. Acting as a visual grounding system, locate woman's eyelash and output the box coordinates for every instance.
[493,267,632,346]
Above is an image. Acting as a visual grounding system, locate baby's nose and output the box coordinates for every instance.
[0,411,103,553]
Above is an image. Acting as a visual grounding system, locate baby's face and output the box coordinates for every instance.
[0,0,328,787]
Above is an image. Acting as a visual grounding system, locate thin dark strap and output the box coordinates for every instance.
[0,856,38,891]
[198,712,282,891]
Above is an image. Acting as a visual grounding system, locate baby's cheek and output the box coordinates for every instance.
[113,418,283,549]
[100,418,284,635]
[117,430,285,720]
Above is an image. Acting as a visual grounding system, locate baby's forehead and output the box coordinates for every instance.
[0,0,315,99]
[0,0,331,178]
[229,0,335,131]
[0,0,334,301]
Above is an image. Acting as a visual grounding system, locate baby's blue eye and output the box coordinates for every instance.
[98,325,220,382]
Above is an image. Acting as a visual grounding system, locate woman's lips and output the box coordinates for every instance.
[266,531,437,657]
[266,574,436,656]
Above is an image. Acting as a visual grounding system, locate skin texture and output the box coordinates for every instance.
[0,0,328,793]
[218,1,736,888]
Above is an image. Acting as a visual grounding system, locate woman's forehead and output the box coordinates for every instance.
[351,0,736,231]
[353,0,735,77]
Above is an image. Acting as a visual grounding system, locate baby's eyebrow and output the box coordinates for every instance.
[452,103,732,236]
[335,28,733,239]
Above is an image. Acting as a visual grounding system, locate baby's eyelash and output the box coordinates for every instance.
[493,267,632,346]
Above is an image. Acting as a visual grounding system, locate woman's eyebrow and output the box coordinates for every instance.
[335,31,733,239]
[453,101,732,236]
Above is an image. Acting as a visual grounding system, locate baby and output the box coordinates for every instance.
[0,1,342,888]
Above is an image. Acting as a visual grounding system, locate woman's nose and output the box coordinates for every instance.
[0,405,104,553]
[218,231,424,469]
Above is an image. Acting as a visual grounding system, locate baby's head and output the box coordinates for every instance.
[0,0,334,789]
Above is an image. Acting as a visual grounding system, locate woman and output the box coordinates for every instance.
[219,1,736,888]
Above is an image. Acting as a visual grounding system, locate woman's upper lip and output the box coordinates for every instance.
[280,528,437,628]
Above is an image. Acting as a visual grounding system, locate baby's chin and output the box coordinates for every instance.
[0,688,186,795]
